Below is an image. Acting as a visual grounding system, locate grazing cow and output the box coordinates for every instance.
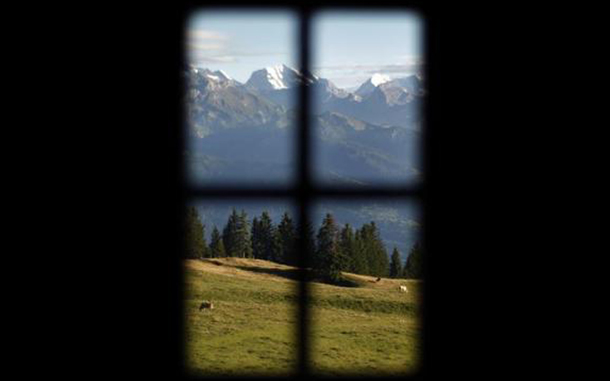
[199,301,214,311]
[399,285,408,293]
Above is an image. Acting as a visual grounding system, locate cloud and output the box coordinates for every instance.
[186,42,225,51]
[186,29,228,42]
[315,58,423,75]
[186,28,228,53]
[363,63,424,75]
[186,28,235,64]
[313,58,424,88]
[227,50,286,57]
[186,27,287,67]
[189,54,238,64]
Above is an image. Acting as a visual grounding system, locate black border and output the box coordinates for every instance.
[18,0,555,378]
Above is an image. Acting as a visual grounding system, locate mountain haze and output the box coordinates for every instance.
[185,64,425,260]
[185,64,424,186]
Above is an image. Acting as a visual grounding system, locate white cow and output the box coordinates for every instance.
[399,285,408,293]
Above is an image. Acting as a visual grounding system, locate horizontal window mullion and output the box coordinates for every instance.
[186,187,423,198]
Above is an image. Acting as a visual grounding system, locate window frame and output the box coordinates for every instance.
[182,4,430,378]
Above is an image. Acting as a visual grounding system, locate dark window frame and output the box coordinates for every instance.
[181,3,431,378]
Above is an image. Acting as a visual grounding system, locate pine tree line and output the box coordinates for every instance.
[311,214,390,281]
[184,206,423,279]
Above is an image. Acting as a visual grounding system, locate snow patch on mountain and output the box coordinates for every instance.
[370,73,391,86]
[216,70,231,80]
[264,65,289,89]
[246,64,317,92]
[202,70,232,83]
[355,74,392,98]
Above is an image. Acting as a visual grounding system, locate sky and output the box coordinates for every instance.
[187,10,423,89]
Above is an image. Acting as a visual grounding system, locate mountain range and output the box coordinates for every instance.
[185,64,424,186]
[185,64,425,259]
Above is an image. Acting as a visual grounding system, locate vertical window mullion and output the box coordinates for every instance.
[297,7,312,377]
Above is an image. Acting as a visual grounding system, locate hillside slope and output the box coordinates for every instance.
[185,258,420,376]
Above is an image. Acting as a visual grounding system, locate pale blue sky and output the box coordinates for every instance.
[313,12,423,89]
[187,10,422,89]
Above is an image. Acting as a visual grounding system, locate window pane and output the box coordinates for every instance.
[311,12,425,187]
[184,199,299,376]
[308,199,423,376]
[184,11,298,187]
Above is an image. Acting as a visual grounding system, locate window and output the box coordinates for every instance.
[183,5,427,378]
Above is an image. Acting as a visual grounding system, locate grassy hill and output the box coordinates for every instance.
[185,258,421,376]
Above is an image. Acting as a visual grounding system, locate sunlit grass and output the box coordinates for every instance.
[184,258,420,376]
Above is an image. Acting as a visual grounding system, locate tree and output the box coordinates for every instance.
[251,217,263,259]
[351,228,369,275]
[315,213,343,282]
[277,212,297,265]
[222,209,252,258]
[371,222,389,277]
[251,211,276,261]
[269,226,283,263]
[222,208,240,257]
[403,242,423,279]
[357,222,388,278]
[236,210,253,258]
[185,206,207,259]
[209,226,226,258]
[389,247,402,278]
[339,224,356,272]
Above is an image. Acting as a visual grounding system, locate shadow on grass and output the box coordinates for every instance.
[315,277,363,288]
[308,273,365,288]
[233,265,365,288]
[233,265,301,281]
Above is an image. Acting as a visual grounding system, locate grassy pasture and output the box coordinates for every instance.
[185,258,420,377]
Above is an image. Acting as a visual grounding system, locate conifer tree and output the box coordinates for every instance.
[260,211,274,260]
[315,213,342,282]
[185,206,207,259]
[222,208,240,257]
[209,226,226,258]
[403,242,423,279]
[389,247,402,278]
[360,223,377,275]
[358,222,388,277]
[351,228,369,275]
[251,217,264,259]
[236,210,253,258]
[370,222,389,277]
[270,225,283,263]
[251,211,275,260]
[339,224,356,272]
[201,226,211,258]
[277,212,296,265]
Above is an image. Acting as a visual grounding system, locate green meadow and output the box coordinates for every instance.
[185,258,420,377]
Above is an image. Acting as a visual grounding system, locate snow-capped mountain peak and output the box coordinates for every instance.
[203,69,232,82]
[214,69,232,81]
[355,74,392,98]
[246,64,317,92]
[263,65,290,89]
[188,66,233,82]
[370,73,391,86]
